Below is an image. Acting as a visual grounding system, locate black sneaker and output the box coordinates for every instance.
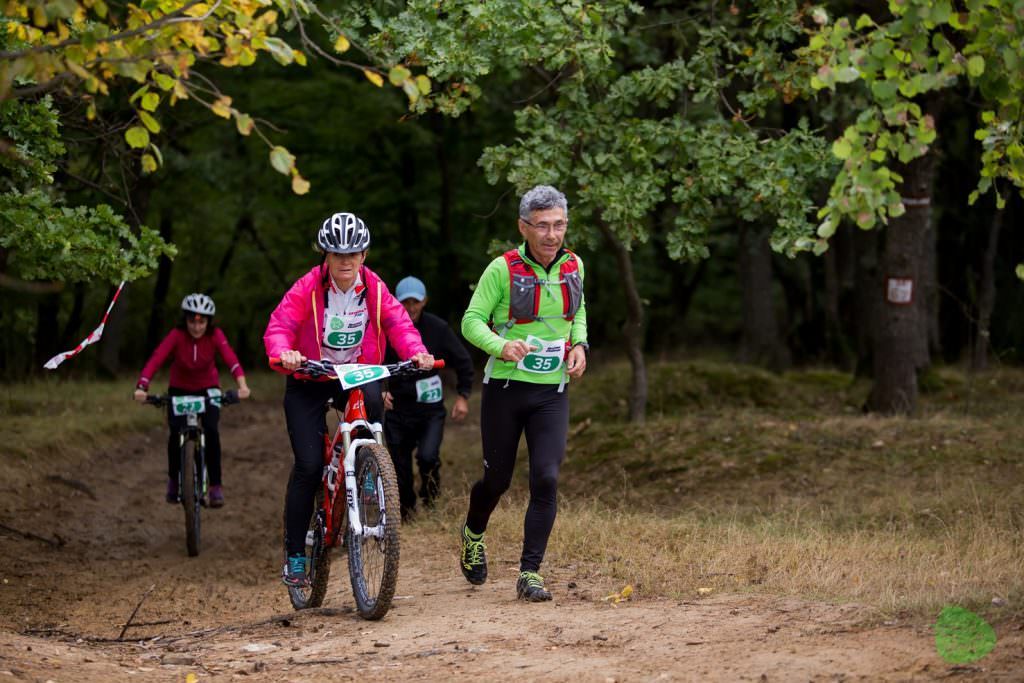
[516,571,552,602]
[459,526,487,585]
[165,478,179,504]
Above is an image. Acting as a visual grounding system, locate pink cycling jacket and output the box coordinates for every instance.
[137,327,244,391]
[263,264,426,366]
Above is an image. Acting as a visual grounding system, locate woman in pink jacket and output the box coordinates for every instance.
[264,212,433,587]
[134,293,251,507]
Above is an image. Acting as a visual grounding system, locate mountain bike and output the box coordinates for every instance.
[270,358,444,620]
[144,390,239,557]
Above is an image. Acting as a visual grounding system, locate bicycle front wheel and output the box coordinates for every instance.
[346,443,401,620]
[181,439,201,557]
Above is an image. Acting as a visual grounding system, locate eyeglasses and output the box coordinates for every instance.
[520,218,568,234]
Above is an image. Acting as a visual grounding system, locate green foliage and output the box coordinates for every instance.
[0,188,175,283]
[800,0,1024,235]
[1,0,435,190]
[349,0,641,116]
[0,94,173,285]
[478,2,834,261]
[0,97,64,188]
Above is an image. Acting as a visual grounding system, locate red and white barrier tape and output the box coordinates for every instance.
[44,281,126,370]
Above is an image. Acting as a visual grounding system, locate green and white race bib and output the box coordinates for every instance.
[324,311,366,350]
[517,336,565,374]
[171,395,206,416]
[416,376,443,403]
[207,387,222,408]
[334,364,391,390]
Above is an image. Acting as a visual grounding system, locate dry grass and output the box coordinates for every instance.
[406,359,1024,622]
[0,371,283,462]
[4,360,1023,621]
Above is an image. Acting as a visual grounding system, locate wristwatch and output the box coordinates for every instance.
[572,342,590,357]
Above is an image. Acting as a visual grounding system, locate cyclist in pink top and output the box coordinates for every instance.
[264,212,433,587]
[134,294,251,507]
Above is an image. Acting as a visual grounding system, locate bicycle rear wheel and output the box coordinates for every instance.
[347,443,401,620]
[287,481,332,610]
[181,439,201,557]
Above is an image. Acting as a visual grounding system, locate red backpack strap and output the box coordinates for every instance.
[559,250,580,321]
[504,249,539,323]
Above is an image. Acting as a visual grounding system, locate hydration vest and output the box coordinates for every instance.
[503,248,583,326]
[482,248,583,391]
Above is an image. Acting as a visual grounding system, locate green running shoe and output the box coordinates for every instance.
[459,526,487,585]
[516,571,552,602]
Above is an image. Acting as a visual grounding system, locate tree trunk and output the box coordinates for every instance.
[398,147,422,277]
[97,284,130,376]
[145,210,175,353]
[99,178,152,375]
[866,136,938,414]
[852,226,880,378]
[922,205,941,358]
[597,218,647,423]
[59,283,86,349]
[971,206,1003,370]
[434,116,460,316]
[824,223,855,369]
[33,293,61,370]
[738,222,790,371]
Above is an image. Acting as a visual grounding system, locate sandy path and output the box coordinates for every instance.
[1,397,1020,681]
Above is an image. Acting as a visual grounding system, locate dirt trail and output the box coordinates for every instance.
[1,397,1020,681]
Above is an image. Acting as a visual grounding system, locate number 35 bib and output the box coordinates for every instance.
[517,336,565,374]
[324,310,367,350]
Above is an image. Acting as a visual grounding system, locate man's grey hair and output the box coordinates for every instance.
[519,185,568,220]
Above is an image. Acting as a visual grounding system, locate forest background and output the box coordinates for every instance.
[2,0,1023,421]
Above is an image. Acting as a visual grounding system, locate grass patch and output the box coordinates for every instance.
[419,359,1024,621]
[6,359,1024,622]
[0,371,283,463]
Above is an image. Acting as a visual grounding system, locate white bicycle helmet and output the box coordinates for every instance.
[181,293,216,316]
[317,212,370,254]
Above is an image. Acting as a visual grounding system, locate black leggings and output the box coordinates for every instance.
[466,380,569,572]
[283,376,383,556]
[384,407,445,516]
[167,386,222,485]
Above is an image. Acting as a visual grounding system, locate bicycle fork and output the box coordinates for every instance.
[338,423,386,540]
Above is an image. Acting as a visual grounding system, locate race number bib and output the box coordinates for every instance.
[517,336,565,374]
[416,376,443,403]
[324,310,366,350]
[334,364,391,390]
[207,387,222,408]
[171,395,206,416]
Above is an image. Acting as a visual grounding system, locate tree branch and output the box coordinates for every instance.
[0,0,210,60]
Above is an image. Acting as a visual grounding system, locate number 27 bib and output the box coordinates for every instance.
[517,336,565,374]
[416,376,443,403]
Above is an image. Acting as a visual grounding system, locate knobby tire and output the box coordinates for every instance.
[347,443,401,621]
[182,439,201,557]
[287,479,331,610]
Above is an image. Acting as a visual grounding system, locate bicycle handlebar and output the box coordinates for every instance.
[268,357,445,380]
[144,390,240,407]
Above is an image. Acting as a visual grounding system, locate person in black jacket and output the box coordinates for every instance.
[383,276,474,519]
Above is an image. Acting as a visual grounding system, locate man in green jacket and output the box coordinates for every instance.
[459,184,589,602]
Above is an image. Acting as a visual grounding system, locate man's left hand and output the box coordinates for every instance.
[566,345,587,379]
[450,395,469,421]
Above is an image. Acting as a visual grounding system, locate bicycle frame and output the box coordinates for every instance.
[322,389,386,543]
